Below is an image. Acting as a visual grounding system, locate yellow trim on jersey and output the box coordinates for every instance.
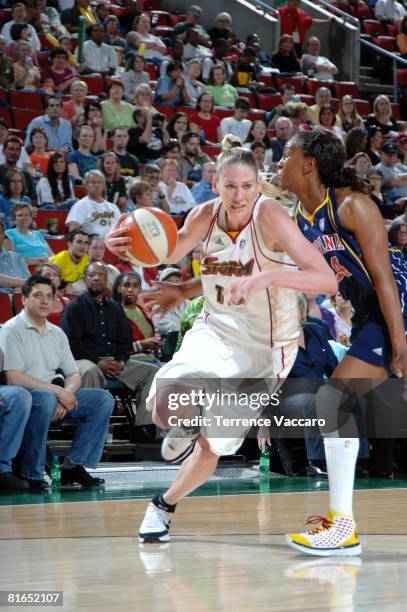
[227,231,239,239]
[389,247,402,253]
[297,189,330,226]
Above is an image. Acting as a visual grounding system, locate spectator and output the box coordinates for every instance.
[158,140,182,170]
[190,161,217,204]
[388,218,407,257]
[0,384,33,491]
[270,117,294,162]
[271,34,301,75]
[0,220,29,294]
[314,104,344,141]
[202,38,233,84]
[61,0,97,35]
[79,23,117,76]
[112,271,162,357]
[366,94,399,136]
[133,83,158,115]
[127,14,167,65]
[36,0,68,38]
[128,107,164,163]
[245,120,272,151]
[0,121,32,173]
[104,15,126,48]
[42,47,78,94]
[61,80,88,127]
[0,274,114,489]
[6,203,53,264]
[0,169,32,229]
[300,36,338,81]
[155,61,189,107]
[82,100,106,154]
[166,112,191,142]
[173,5,209,45]
[396,15,407,56]
[35,262,71,325]
[122,54,149,102]
[159,40,187,77]
[233,46,265,91]
[1,3,40,50]
[266,84,296,129]
[159,159,196,215]
[278,0,331,55]
[111,127,140,179]
[25,95,73,153]
[127,179,155,211]
[0,137,36,204]
[66,169,120,236]
[68,234,119,294]
[338,95,364,132]
[0,36,14,89]
[189,92,221,145]
[37,152,76,209]
[117,0,141,34]
[375,0,406,24]
[375,141,407,205]
[251,141,269,173]
[183,59,206,104]
[60,261,158,427]
[98,151,127,212]
[101,81,136,132]
[94,1,110,27]
[308,87,341,127]
[68,125,98,181]
[178,131,210,184]
[345,126,368,160]
[50,228,90,284]
[366,126,384,165]
[208,12,233,46]
[28,128,51,177]
[12,41,41,91]
[348,151,372,179]
[285,100,312,132]
[206,65,238,107]
[142,165,170,211]
[182,28,211,61]
[220,96,251,142]
[367,167,389,219]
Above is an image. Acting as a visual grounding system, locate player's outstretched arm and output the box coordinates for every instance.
[340,192,407,381]
[225,200,337,306]
[140,278,203,311]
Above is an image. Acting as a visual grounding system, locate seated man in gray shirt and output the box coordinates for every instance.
[0,220,29,294]
[0,275,114,490]
[374,142,407,204]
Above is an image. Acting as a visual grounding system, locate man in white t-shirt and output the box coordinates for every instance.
[1,3,41,51]
[220,97,252,142]
[300,37,338,82]
[66,170,120,237]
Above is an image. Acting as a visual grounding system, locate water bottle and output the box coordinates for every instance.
[259,444,270,475]
[50,456,61,489]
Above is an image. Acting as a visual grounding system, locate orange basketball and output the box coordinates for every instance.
[120,208,178,267]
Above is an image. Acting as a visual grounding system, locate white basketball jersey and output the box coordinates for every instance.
[200,194,300,351]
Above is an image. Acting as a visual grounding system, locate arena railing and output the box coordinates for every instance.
[359,37,407,105]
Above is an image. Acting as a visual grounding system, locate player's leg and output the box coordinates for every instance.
[286,354,387,556]
[139,436,219,543]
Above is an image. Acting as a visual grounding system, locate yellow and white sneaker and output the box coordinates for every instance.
[286,510,362,557]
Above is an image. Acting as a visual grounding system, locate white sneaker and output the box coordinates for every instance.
[139,502,173,543]
[161,425,200,463]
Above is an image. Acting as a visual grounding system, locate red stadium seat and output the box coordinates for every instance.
[213,108,234,119]
[0,294,13,324]
[237,91,257,108]
[12,293,23,314]
[36,53,51,69]
[36,209,69,235]
[168,14,186,26]
[391,103,401,121]
[330,81,360,99]
[299,94,314,105]
[355,4,373,20]
[9,89,44,111]
[248,109,266,121]
[396,69,407,86]
[110,5,125,16]
[38,33,55,51]
[73,185,87,199]
[47,238,68,254]
[13,108,40,130]
[145,63,158,79]
[149,10,172,26]
[354,98,372,116]
[0,107,12,127]
[257,93,282,111]
[373,36,397,53]
[154,104,175,119]
[152,26,173,38]
[0,9,11,27]
[386,24,399,37]
[0,87,7,104]
[201,145,221,158]
[362,20,386,37]
[80,75,104,96]
[304,79,334,97]
[274,75,304,94]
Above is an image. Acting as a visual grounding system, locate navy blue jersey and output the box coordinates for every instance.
[295,188,407,322]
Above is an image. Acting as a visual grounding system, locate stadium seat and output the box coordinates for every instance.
[201,145,221,157]
[168,14,186,26]
[304,79,334,97]
[362,20,386,37]
[373,36,398,53]
[13,108,40,130]
[12,293,23,314]
[248,109,266,121]
[154,104,175,119]
[386,24,399,37]
[354,98,372,116]
[110,5,125,16]
[0,107,12,127]
[299,94,314,105]
[355,4,373,20]
[9,90,44,111]
[145,63,158,79]
[73,185,87,199]
[0,9,11,27]
[36,53,51,69]
[0,294,13,324]
[257,93,282,111]
[80,75,104,96]
[0,87,7,104]
[148,10,172,26]
[36,209,69,235]
[391,103,402,121]
[213,108,234,119]
[38,33,55,51]
[47,238,68,254]
[237,91,257,108]
[330,81,360,99]
[274,75,304,94]
[151,26,173,38]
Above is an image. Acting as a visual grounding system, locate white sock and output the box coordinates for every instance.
[324,437,359,517]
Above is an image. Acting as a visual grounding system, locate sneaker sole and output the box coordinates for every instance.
[161,437,197,464]
[285,535,362,557]
[139,532,170,544]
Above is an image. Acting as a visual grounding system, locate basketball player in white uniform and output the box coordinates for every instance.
[105,148,337,543]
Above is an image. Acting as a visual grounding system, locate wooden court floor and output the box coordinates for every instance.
[0,488,406,611]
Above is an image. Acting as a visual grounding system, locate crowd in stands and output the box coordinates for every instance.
[0,0,406,492]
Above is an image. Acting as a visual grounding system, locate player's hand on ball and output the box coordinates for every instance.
[140,281,185,311]
[224,277,256,306]
[104,215,131,258]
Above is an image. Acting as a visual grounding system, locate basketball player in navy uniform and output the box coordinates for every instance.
[228,131,407,556]
[105,148,337,543]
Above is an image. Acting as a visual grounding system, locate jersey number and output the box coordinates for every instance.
[215,285,224,304]
[330,256,352,283]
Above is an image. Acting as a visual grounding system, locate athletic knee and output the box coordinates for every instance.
[193,438,219,466]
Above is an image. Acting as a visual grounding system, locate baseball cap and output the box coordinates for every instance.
[188,5,202,15]
[159,267,183,282]
[381,142,398,155]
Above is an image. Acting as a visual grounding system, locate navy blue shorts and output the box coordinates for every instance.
[348,317,407,367]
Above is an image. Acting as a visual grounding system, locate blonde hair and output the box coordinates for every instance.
[216,147,258,179]
[221,134,243,151]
